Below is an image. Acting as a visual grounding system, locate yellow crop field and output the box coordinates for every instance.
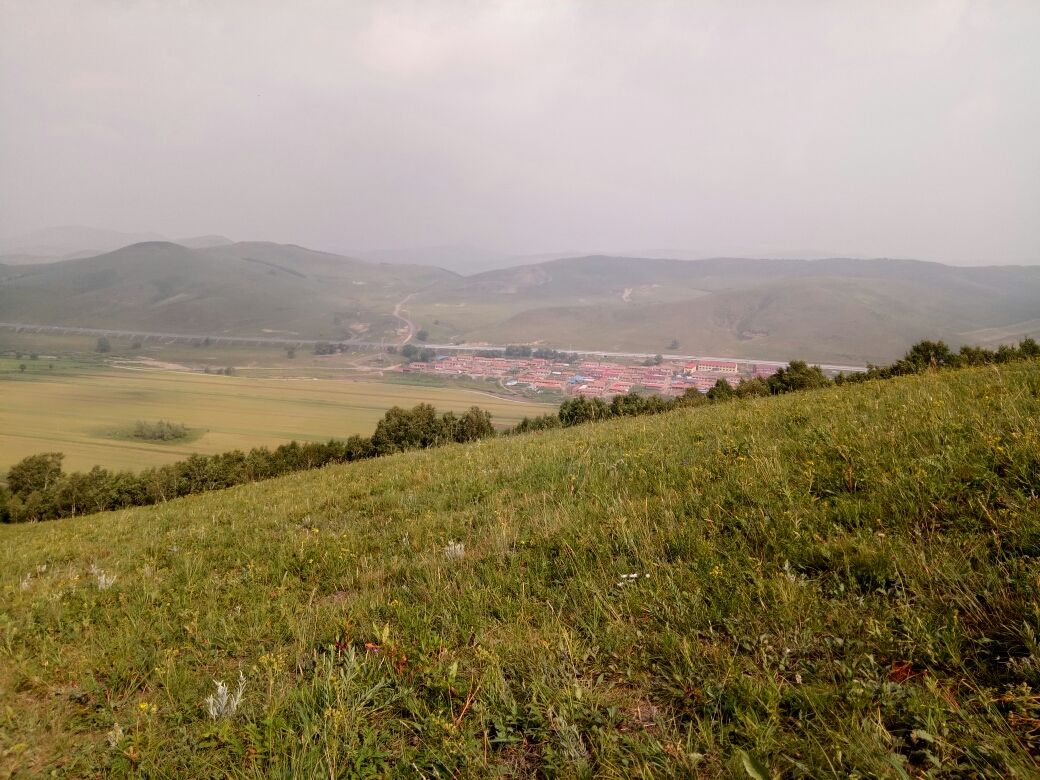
[0,360,553,472]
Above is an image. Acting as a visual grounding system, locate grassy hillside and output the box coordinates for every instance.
[2,363,1039,776]
[0,241,455,342]
[410,256,1040,363]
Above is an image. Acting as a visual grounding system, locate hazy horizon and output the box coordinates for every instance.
[2,1,1038,264]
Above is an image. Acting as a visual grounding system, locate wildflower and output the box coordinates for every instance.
[106,723,124,748]
[205,671,246,720]
[615,573,650,587]
[443,541,465,560]
[20,575,31,591]
[95,569,117,590]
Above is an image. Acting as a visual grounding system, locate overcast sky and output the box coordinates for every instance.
[1,1,1037,263]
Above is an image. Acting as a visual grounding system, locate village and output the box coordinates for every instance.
[394,352,780,398]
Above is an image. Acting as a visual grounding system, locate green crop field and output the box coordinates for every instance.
[0,358,552,472]
[2,362,1039,776]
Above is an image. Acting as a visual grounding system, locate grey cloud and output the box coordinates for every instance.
[1,0,1037,263]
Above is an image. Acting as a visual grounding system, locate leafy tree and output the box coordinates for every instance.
[707,378,734,401]
[286,346,296,359]
[400,344,419,360]
[1019,337,1040,359]
[668,339,680,350]
[511,414,562,434]
[19,363,26,373]
[734,377,770,398]
[453,407,495,442]
[96,337,111,353]
[371,404,449,454]
[7,452,64,496]
[558,396,609,426]
[957,345,995,367]
[899,340,958,372]
[416,329,429,342]
[675,388,708,408]
[767,361,829,394]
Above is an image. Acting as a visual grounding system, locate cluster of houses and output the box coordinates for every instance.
[395,353,779,398]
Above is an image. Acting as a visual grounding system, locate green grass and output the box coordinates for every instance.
[0,360,552,472]
[2,363,1039,777]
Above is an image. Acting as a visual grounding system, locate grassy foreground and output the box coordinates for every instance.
[2,364,1039,777]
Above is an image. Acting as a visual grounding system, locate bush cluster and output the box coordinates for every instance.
[4,339,1037,524]
[131,420,190,441]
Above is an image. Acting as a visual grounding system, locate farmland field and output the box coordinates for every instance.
[0,358,553,472]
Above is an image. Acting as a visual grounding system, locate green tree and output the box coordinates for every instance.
[734,377,770,398]
[96,337,111,353]
[7,452,65,496]
[900,340,958,372]
[767,360,830,394]
[19,363,26,373]
[416,329,429,342]
[706,378,734,401]
[1019,337,1040,359]
[558,396,609,426]
[453,407,494,442]
[371,404,449,454]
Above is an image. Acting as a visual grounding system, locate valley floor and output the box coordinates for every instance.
[0,358,552,472]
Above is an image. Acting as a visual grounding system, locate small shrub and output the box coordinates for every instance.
[131,420,190,441]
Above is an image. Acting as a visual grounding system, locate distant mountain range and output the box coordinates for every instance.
[0,240,450,343]
[0,226,234,264]
[1,229,1037,364]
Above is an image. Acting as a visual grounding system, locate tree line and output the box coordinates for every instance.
[3,338,1037,524]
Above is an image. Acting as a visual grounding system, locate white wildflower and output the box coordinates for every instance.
[35,563,48,574]
[93,567,117,590]
[615,573,650,587]
[20,575,31,591]
[443,541,466,560]
[106,723,124,748]
[205,671,246,720]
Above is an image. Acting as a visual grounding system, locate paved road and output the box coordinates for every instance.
[0,322,868,373]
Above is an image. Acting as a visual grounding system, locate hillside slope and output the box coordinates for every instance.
[0,241,455,341]
[411,256,1040,362]
[2,364,1040,776]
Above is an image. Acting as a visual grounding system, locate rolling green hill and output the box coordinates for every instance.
[0,241,455,341]
[2,362,1039,776]
[4,244,1038,364]
[410,256,1040,363]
